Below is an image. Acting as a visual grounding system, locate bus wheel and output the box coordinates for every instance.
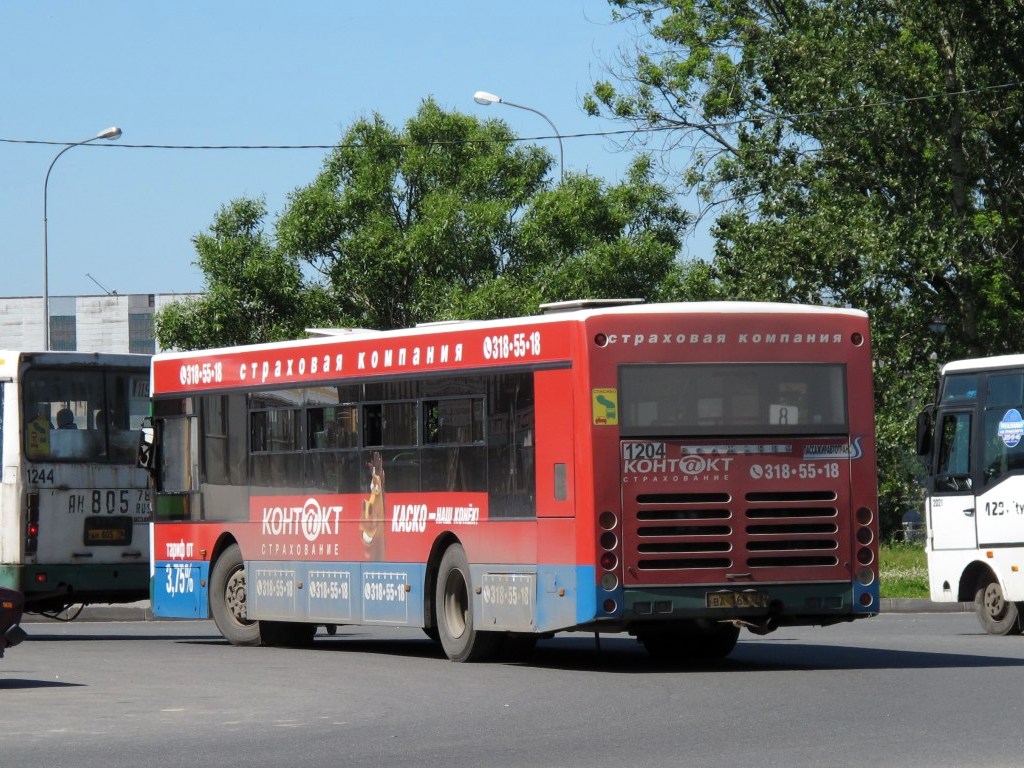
[210,544,261,647]
[435,544,499,662]
[974,574,1023,636]
[639,620,740,662]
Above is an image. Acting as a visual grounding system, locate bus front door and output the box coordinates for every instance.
[928,410,978,550]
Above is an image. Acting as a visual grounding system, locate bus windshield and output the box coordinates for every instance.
[619,362,848,437]
[22,367,150,463]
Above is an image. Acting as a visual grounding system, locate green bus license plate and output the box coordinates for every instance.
[706,590,770,609]
[83,516,134,546]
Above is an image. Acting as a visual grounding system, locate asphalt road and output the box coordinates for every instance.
[2,613,1022,768]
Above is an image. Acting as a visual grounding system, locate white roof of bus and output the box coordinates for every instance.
[152,301,867,362]
[942,355,1024,374]
[0,349,150,377]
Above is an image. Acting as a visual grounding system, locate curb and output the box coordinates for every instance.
[22,601,153,623]
[878,598,972,614]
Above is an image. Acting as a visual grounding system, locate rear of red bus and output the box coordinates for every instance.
[575,304,878,655]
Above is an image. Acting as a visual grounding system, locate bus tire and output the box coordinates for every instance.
[210,544,261,647]
[974,574,1023,636]
[435,544,499,662]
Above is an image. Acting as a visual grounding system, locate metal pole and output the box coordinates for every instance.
[473,92,563,182]
[42,127,122,350]
[498,99,564,183]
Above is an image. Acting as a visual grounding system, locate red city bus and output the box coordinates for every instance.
[145,300,878,662]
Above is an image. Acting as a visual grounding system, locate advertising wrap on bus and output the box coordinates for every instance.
[145,301,878,662]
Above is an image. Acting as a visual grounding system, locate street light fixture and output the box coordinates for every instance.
[42,126,123,350]
[473,90,563,182]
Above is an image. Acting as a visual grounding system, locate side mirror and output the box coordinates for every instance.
[137,417,155,471]
[915,409,933,456]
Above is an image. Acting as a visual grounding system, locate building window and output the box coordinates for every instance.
[129,313,155,354]
[49,315,77,351]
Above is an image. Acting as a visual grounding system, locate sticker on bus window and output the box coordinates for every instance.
[769,403,800,425]
[997,408,1024,447]
[592,388,618,426]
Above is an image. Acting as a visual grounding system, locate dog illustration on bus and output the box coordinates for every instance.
[360,451,386,560]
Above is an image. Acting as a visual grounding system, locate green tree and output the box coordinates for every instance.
[450,154,692,317]
[159,99,692,351]
[276,98,551,330]
[588,0,1024,533]
[277,98,691,326]
[156,198,327,350]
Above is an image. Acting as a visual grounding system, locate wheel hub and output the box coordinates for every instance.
[984,583,1007,619]
[225,569,249,623]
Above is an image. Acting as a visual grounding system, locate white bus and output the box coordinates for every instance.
[0,350,151,615]
[917,354,1024,635]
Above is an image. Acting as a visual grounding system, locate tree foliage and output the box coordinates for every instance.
[158,98,691,341]
[588,0,1024,533]
[275,99,690,328]
[155,198,327,350]
[276,99,551,330]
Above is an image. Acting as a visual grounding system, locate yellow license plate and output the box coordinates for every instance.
[87,528,127,542]
[83,516,133,546]
[706,590,770,609]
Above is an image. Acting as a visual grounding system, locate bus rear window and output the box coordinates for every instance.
[23,368,149,463]
[619,363,848,437]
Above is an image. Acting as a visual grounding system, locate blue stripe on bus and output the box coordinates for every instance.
[152,560,210,619]
[152,559,596,632]
[853,577,880,615]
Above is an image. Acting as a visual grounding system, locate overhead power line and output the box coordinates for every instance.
[2,81,1019,152]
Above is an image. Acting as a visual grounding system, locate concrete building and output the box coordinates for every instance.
[0,293,196,354]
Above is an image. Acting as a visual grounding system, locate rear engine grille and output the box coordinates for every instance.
[627,489,842,577]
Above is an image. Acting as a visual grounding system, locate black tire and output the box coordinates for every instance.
[974,574,1023,636]
[639,620,740,662]
[435,544,500,662]
[209,544,260,646]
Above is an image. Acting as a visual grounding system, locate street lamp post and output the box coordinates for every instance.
[42,126,122,350]
[473,91,563,182]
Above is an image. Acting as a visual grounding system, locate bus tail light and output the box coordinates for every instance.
[853,505,878,611]
[25,492,39,556]
[598,511,620,596]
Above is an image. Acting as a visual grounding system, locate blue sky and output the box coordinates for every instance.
[1,1,698,299]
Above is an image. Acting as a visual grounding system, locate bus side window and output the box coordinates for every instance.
[935,412,972,492]
[983,407,1024,487]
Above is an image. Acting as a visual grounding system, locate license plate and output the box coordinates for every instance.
[706,590,770,609]
[83,516,134,546]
